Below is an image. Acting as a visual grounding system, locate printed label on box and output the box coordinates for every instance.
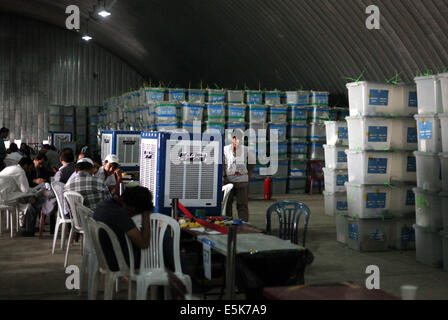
[369,229,385,241]
[336,174,349,186]
[406,156,416,173]
[367,158,388,174]
[338,127,348,139]
[348,223,359,240]
[150,92,164,101]
[271,125,286,138]
[369,89,389,106]
[312,93,328,105]
[292,144,306,154]
[170,92,185,101]
[401,227,415,243]
[297,95,308,105]
[407,127,418,143]
[368,126,388,142]
[405,189,415,206]
[278,143,288,153]
[408,91,418,107]
[187,107,202,117]
[337,151,347,163]
[292,109,307,119]
[248,95,262,104]
[229,107,245,117]
[209,96,225,103]
[336,201,348,211]
[252,110,265,118]
[366,192,386,208]
[208,105,225,116]
[418,120,433,139]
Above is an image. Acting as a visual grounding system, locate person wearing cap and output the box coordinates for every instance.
[223,135,255,222]
[64,158,111,212]
[95,154,121,195]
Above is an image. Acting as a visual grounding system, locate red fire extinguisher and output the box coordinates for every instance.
[264,177,272,200]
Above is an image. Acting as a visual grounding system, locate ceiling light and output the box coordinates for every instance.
[82,34,92,41]
[98,9,111,17]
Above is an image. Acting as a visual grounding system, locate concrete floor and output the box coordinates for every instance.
[1,193,447,300]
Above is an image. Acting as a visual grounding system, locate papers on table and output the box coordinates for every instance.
[198,233,303,255]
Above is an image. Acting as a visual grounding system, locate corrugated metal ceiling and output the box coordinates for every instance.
[1,0,448,94]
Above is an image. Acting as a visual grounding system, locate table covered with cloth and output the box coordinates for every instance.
[192,232,314,299]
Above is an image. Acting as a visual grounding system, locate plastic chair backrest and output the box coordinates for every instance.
[265,200,311,247]
[221,183,234,216]
[64,191,84,232]
[86,216,129,274]
[51,181,67,221]
[76,204,94,254]
[131,213,182,276]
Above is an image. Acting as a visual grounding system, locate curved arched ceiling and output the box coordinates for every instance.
[1,0,448,95]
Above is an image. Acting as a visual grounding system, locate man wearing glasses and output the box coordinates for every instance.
[95,154,121,195]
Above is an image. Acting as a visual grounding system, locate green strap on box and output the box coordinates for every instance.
[207,115,225,120]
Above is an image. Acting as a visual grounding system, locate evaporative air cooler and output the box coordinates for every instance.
[48,131,73,152]
[100,130,141,171]
[139,131,223,216]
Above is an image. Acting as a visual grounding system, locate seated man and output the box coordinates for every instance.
[19,154,56,236]
[0,157,32,195]
[93,186,152,272]
[95,154,121,195]
[54,149,76,184]
[27,153,54,187]
[92,154,102,175]
[64,158,111,212]
[41,144,61,173]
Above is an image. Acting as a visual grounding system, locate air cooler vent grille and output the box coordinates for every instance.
[140,139,158,205]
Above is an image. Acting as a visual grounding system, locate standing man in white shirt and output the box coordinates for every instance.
[223,136,255,222]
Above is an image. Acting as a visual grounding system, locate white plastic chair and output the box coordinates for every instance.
[0,204,14,237]
[87,216,131,300]
[221,183,234,217]
[0,191,22,238]
[72,203,98,299]
[63,191,84,268]
[126,213,192,300]
[51,182,72,254]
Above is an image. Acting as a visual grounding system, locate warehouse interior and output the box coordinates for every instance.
[0,0,448,300]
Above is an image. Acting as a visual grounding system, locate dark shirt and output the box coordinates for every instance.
[54,162,76,184]
[27,166,54,188]
[93,198,140,272]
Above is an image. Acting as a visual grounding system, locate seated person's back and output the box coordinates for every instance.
[54,149,75,184]
[93,187,154,272]
[64,158,111,211]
